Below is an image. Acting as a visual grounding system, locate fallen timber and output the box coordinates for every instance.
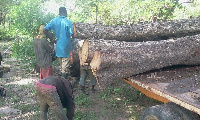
[73,17,200,42]
[73,18,200,118]
[77,35,200,89]
[124,65,200,116]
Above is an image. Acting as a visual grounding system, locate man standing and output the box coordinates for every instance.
[79,68,97,94]
[43,7,73,79]
[33,25,53,79]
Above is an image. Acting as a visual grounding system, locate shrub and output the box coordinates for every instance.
[12,36,36,71]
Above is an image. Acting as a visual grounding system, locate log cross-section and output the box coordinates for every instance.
[80,39,89,66]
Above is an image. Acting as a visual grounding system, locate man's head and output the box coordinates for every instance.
[59,7,67,16]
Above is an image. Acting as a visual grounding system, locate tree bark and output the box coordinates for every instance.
[81,35,200,89]
[73,17,200,42]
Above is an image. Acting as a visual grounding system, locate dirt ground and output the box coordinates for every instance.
[0,44,161,120]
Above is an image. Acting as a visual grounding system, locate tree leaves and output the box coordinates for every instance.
[8,0,55,37]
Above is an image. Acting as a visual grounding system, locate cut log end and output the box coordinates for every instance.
[78,39,103,90]
[90,51,101,78]
[90,51,103,90]
[73,23,77,37]
[80,39,89,65]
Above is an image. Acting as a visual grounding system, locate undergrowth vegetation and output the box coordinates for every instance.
[11,37,36,71]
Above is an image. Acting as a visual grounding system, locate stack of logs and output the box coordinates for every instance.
[72,17,200,89]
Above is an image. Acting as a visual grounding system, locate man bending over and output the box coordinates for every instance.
[35,76,75,120]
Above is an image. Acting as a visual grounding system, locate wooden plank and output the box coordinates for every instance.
[126,65,200,115]
[123,78,170,103]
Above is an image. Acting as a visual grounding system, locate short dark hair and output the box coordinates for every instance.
[59,7,67,14]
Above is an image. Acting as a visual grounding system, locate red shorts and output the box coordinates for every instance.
[40,66,53,79]
[35,81,56,94]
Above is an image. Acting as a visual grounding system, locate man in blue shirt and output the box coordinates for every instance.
[43,7,73,79]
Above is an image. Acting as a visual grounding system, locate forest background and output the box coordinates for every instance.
[0,0,200,71]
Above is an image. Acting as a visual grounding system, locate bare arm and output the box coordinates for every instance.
[44,40,53,53]
[43,28,56,43]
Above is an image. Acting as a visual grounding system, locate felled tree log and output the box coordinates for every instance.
[81,35,200,89]
[73,17,200,42]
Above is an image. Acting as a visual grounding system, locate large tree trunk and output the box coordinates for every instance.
[79,35,200,89]
[73,17,200,42]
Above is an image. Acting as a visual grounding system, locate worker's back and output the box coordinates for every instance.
[35,76,74,120]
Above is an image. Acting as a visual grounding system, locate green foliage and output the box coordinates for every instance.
[11,96,20,103]
[69,0,99,22]
[0,0,18,41]
[71,0,184,25]
[74,91,97,120]
[75,111,97,120]
[17,103,40,113]
[7,0,55,69]
[12,36,36,71]
[8,0,55,37]
[69,0,198,25]
[0,0,15,25]
[75,92,92,107]
[156,0,182,20]
[174,0,200,19]
[0,26,15,41]
[100,81,161,107]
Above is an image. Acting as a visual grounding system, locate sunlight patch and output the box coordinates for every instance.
[0,106,21,114]
[116,97,121,101]
[13,111,37,119]
[6,78,37,85]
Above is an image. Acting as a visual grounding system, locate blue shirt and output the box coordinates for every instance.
[44,16,73,58]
